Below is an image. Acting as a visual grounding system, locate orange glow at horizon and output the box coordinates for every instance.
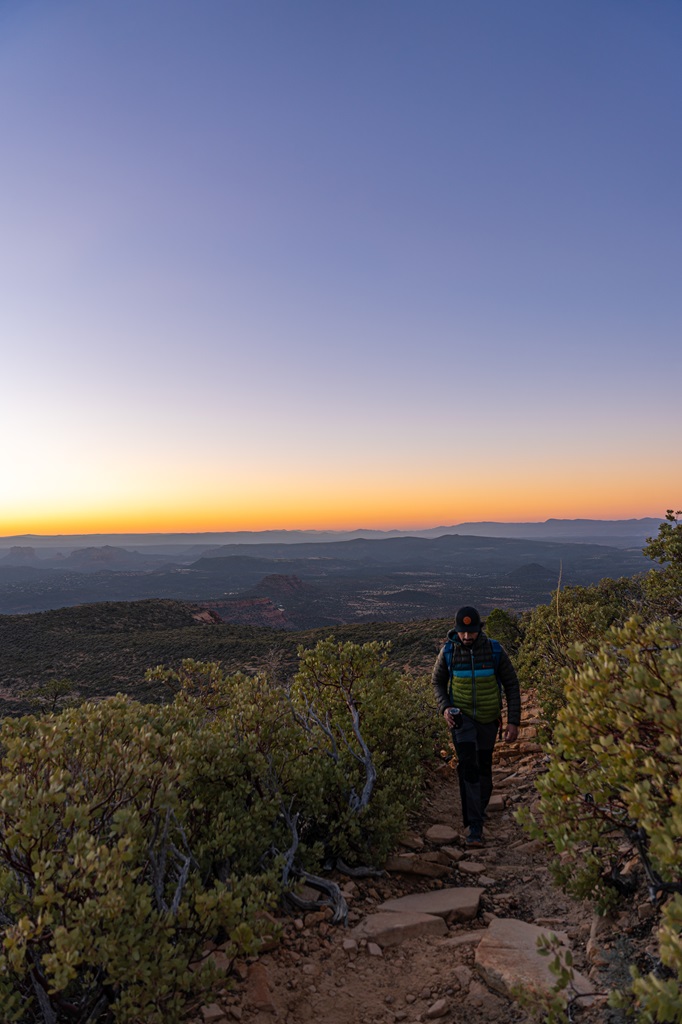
[1,490,671,537]
[3,436,676,537]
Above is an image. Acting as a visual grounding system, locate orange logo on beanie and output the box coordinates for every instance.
[463,616,472,626]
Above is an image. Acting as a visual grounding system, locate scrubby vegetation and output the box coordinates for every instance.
[517,511,682,1021]
[0,606,447,716]
[0,640,433,1022]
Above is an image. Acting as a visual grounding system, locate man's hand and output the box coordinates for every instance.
[504,723,519,743]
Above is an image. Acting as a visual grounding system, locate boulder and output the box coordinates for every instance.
[475,918,596,1005]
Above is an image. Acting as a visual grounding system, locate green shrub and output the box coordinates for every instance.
[484,608,524,657]
[0,697,265,1023]
[0,639,435,1021]
[155,641,434,871]
[516,576,643,730]
[643,510,682,618]
[289,638,433,864]
[520,617,682,1020]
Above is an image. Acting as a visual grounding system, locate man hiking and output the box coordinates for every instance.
[432,606,521,848]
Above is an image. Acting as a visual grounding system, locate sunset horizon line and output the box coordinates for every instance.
[0,512,666,543]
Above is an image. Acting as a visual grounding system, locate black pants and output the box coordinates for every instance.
[450,715,499,830]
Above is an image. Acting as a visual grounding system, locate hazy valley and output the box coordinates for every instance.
[0,519,656,624]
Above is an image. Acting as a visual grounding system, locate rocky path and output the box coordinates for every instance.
[199,713,651,1024]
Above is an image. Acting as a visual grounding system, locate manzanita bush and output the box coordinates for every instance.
[520,617,682,1021]
[0,639,434,1022]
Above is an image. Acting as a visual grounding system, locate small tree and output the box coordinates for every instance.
[18,678,81,714]
[643,509,682,617]
[516,576,643,730]
[484,608,523,657]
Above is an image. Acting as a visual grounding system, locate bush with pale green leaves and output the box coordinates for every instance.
[0,639,434,1022]
[0,696,266,1024]
[643,509,682,618]
[289,637,433,863]
[520,617,682,1021]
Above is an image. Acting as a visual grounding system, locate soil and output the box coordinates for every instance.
[204,720,659,1024]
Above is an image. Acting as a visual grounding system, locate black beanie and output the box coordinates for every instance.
[455,606,482,632]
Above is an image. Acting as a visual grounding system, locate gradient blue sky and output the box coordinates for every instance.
[2,0,680,533]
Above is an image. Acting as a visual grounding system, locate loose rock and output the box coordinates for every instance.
[425,997,449,1018]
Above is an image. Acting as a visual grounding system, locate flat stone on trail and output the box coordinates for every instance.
[458,861,486,876]
[487,794,506,812]
[399,832,425,850]
[475,918,596,1004]
[351,911,447,947]
[425,824,458,844]
[379,887,483,923]
[441,845,465,863]
[384,854,450,878]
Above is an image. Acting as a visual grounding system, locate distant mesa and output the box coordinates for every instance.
[1,546,40,564]
[65,545,135,565]
[62,546,164,572]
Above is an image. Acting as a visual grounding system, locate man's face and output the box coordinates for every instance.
[457,631,479,647]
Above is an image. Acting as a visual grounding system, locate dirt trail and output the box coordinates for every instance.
[205,720,652,1024]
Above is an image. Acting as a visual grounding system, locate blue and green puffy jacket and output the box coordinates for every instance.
[431,629,521,726]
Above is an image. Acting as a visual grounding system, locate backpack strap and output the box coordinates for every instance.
[442,639,453,704]
[489,638,504,734]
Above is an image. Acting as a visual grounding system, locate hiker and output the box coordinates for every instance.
[432,606,521,848]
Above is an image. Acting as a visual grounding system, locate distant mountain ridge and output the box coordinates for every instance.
[0,517,664,557]
[0,529,651,619]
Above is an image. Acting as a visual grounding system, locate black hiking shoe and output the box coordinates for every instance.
[466,828,484,849]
